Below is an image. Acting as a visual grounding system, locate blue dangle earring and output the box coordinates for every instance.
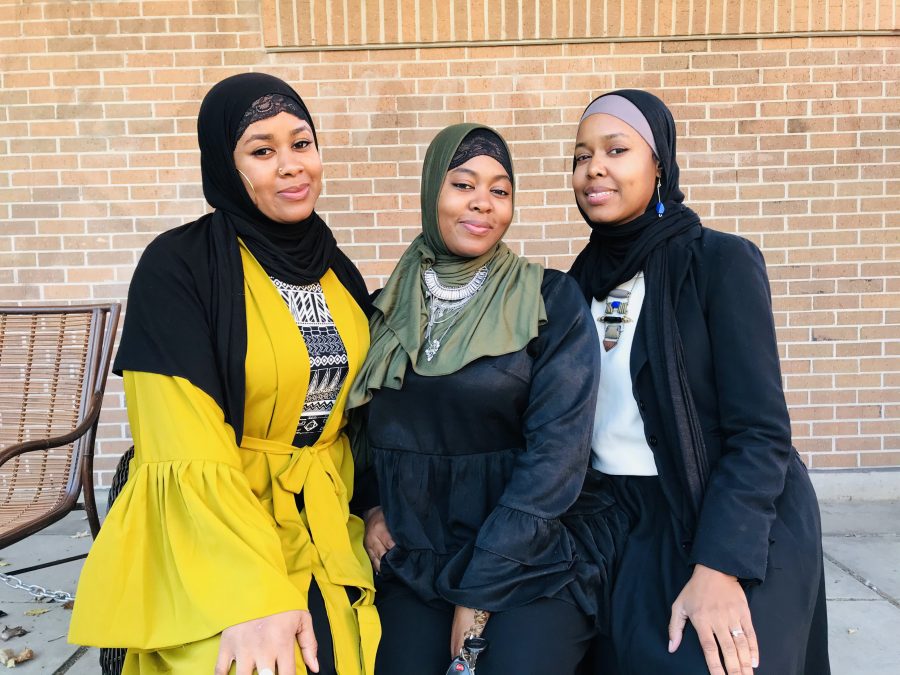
[655,177,665,217]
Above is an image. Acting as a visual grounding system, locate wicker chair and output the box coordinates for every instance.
[0,303,120,554]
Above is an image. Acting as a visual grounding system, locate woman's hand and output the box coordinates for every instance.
[363,506,395,574]
[215,609,319,675]
[450,606,491,658]
[668,564,759,675]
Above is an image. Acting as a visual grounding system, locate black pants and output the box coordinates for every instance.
[375,579,594,675]
[307,578,341,675]
[590,461,830,675]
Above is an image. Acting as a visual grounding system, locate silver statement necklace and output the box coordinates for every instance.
[597,273,642,351]
[422,265,490,362]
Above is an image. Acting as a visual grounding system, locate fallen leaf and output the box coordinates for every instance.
[69,530,90,539]
[0,562,9,568]
[62,600,74,610]
[0,646,34,667]
[23,609,48,617]
[0,627,26,641]
[13,648,33,664]
[848,627,859,634]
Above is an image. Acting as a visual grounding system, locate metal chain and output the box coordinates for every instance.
[0,571,74,603]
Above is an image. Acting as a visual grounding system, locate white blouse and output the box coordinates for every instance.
[590,273,658,476]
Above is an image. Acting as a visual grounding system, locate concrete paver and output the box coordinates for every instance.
[822,559,881,601]
[825,600,900,675]
[819,500,900,536]
[824,537,900,603]
[0,497,896,673]
[0,514,91,673]
[820,499,900,675]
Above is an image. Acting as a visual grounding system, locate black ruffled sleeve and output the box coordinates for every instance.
[436,270,601,610]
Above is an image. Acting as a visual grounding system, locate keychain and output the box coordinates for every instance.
[444,636,488,675]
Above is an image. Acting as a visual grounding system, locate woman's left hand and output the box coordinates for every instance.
[668,563,759,675]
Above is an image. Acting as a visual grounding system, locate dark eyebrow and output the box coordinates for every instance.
[244,133,273,144]
[448,166,512,182]
[575,132,629,149]
[242,124,312,145]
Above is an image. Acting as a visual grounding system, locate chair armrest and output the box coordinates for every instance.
[0,391,104,467]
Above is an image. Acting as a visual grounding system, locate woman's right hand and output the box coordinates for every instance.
[363,506,395,573]
[215,609,319,675]
[668,564,758,675]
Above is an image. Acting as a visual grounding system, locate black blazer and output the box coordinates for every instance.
[630,226,798,582]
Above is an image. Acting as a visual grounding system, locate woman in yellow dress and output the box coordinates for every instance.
[70,73,380,675]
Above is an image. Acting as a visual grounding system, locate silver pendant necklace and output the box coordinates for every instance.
[422,265,489,361]
[597,273,642,351]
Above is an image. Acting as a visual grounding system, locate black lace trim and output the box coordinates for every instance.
[448,128,513,179]
[235,93,310,143]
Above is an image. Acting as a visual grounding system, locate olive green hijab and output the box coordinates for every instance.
[347,123,546,408]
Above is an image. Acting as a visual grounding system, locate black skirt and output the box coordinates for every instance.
[592,454,830,675]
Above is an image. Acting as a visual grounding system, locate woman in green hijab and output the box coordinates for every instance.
[348,124,625,674]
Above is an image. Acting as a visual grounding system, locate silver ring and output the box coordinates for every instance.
[730,627,744,637]
[259,669,275,675]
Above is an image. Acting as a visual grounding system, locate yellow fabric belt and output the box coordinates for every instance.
[240,434,379,675]
[240,433,365,580]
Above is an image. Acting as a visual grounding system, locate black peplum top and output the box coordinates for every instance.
[365,269,605,612]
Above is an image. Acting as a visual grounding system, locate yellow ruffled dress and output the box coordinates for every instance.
[70,245,380,674]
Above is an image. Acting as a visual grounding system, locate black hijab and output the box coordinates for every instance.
[114,73,370,443]
[568,89,709,517]
[569,89,701,302]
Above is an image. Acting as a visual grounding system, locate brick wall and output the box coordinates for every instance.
[264,0,897,48]
[1,1,898,484]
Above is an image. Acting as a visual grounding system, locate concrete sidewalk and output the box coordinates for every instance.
[0,499,897,674]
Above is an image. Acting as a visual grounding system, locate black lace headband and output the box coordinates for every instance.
[234,93,313,147]
[448,128,513,180]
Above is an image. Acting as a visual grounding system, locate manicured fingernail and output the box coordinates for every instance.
[752,657,759,668]
[668,640,674,653]
[314,657,320,671]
